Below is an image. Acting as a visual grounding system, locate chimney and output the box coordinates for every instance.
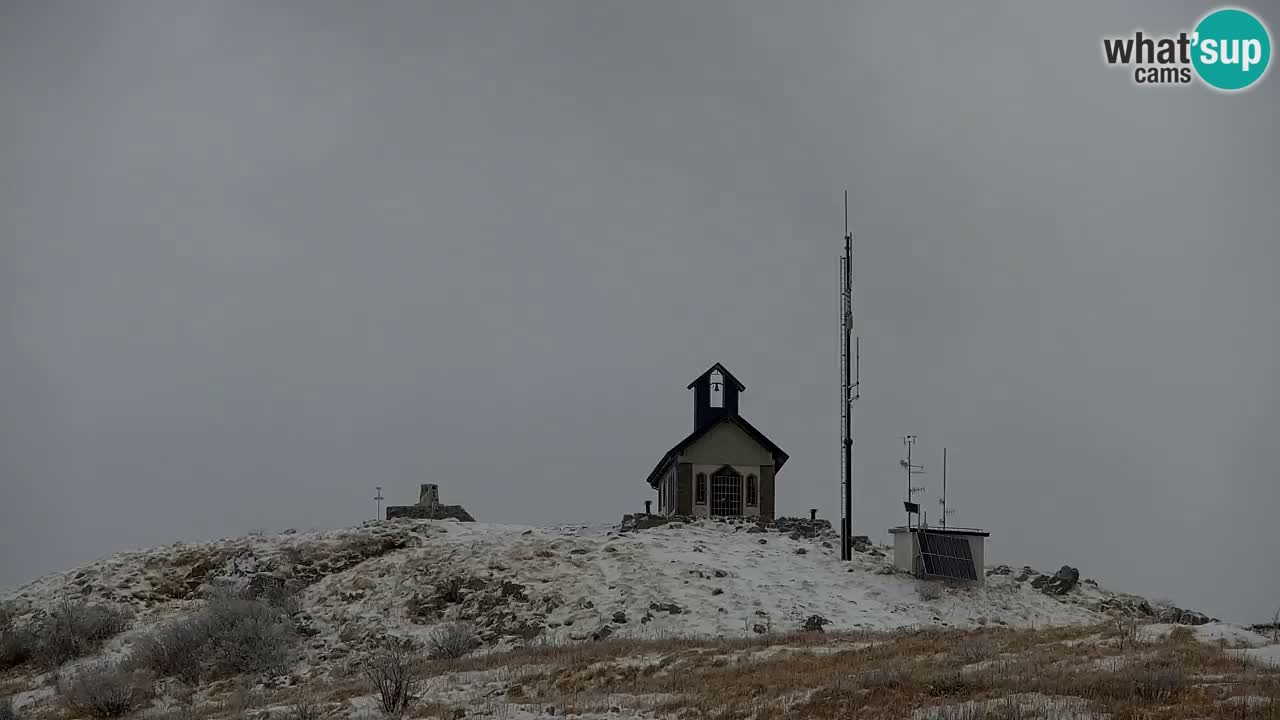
[810,508,818,521]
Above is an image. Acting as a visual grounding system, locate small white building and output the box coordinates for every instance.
[889,526,989,585]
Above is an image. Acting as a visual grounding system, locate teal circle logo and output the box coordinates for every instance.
[1192,8,1271,91]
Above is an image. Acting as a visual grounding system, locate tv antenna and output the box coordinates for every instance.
[374,485,384,521]
[938,448,956,528]
[838,190,859,561]
[900,435,926,528]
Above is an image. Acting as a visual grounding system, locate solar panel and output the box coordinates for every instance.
[914,532,977,581]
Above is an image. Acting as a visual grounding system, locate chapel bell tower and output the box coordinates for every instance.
[687,363,745,430]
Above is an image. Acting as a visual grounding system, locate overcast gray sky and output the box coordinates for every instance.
[2,1,1278,623]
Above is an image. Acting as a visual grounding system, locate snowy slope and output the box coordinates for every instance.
[301,519,1107,645]
[5,517,1111,658]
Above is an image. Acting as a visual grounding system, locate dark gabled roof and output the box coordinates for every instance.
[686,363,746,392]
[645,413,788,488]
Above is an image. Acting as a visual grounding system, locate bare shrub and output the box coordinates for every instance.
[286,691,325,720]
[425,623,476,660]
[0,606,35,670]
[128,616,210,683]
[1111,615,1142,650]
[362,639,421,717]
[859,667,914,693]
[246,576,303,616]
[203,592,298,677]
[926,671,979,698]
[59,662,154,719]
[1090,665,1187,703]
[34,601,132,668]
[959,636,995,664]
[129,589,298,682]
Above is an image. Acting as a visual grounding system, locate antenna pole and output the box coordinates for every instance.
[938,448,956,528]
[374,486,384,521]
[902,434,926,528]
[839,190,855,561]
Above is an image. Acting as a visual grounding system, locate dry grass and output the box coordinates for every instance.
[407,622,1280,720]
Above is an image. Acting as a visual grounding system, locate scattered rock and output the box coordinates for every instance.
[649,601,683,615]
[794,548,807,555]
[713,569,727,578]
[758,539,768,545]
[569,548,589,555]
[752,624,767,634]
[620,514,693,532]
[773,517,835,538]
[591,625,614,642]
[801,614,831,633]
[822,541,833,549]
[711,588,723,596]
[604,546,618,553]
[987,564,1013,576]
[612,611,627,624]
[500,581,528,601]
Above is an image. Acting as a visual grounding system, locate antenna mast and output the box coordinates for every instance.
[939,448,956,528]
[901,435,926,529]
[374,485,384,521]
[839,191,858,561]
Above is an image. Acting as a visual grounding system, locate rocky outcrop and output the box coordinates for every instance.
[1031,566,1080,596]
[1157,607,1213,626]
[1094,594,1155,618]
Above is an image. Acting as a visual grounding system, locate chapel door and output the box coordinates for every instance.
[710,466,742,517]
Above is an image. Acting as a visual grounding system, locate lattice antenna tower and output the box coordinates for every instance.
[900,435,926,528]
[838,190,859,561]
[938,447,956,528]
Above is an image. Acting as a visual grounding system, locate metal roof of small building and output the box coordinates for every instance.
[889,526,990,537]
[645,413,787,488]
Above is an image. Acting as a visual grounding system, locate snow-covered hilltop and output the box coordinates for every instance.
[1,517,1182,652]
[4,517,1278,720]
